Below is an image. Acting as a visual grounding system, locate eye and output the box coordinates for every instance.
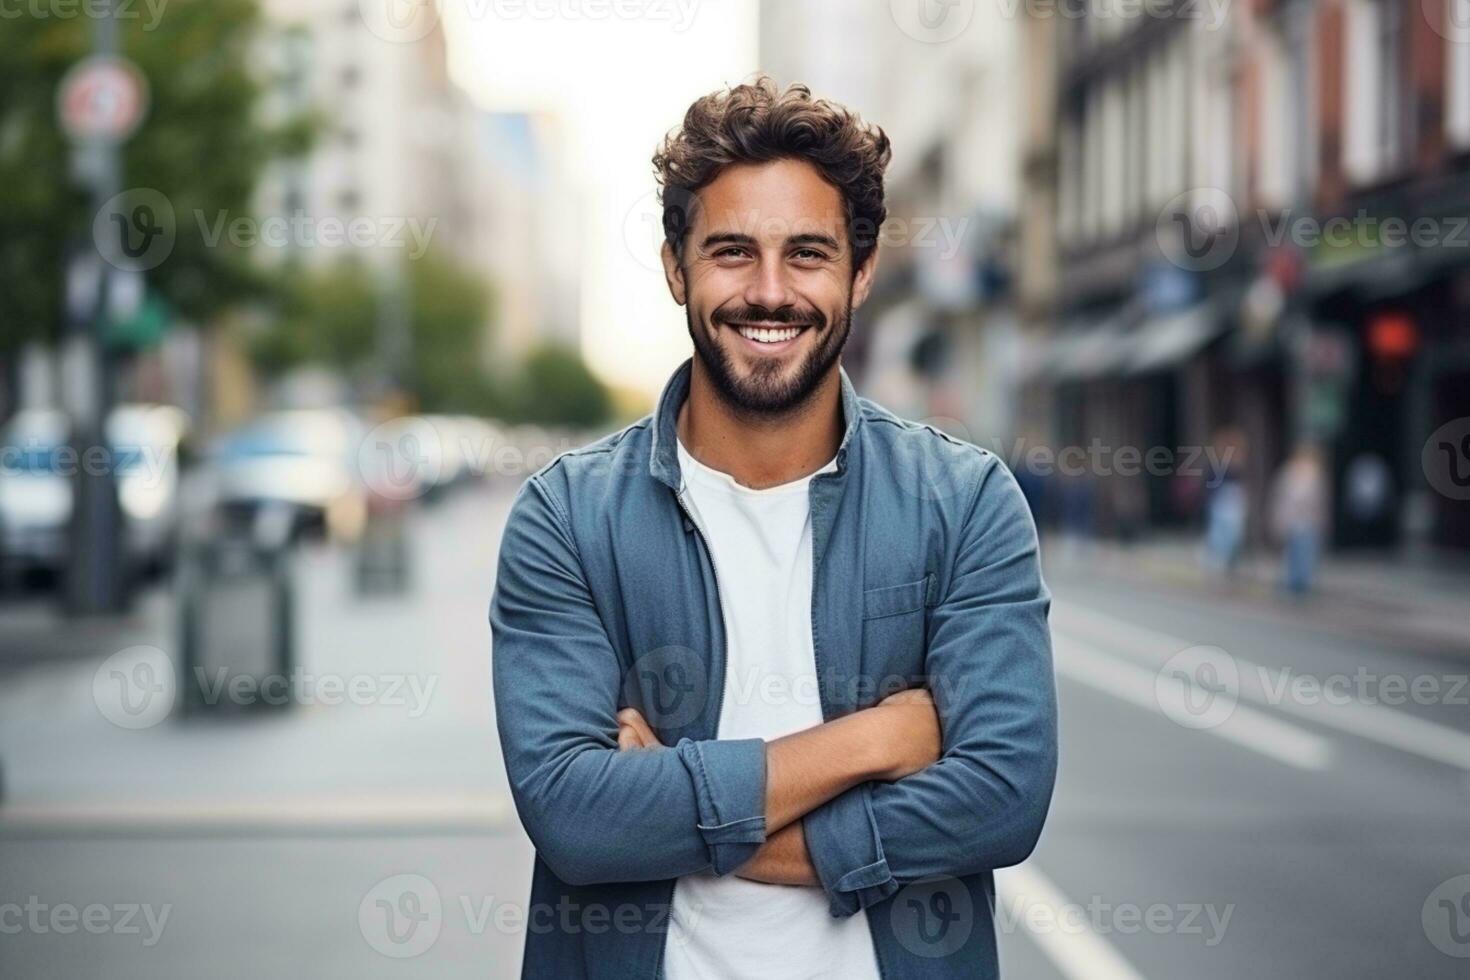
[714,246,752,260]
[791,248,829,263]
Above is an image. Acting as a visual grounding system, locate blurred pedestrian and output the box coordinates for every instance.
[1271,443,1329,595]
[1202,427,1248,577]
[1111,474,1146,544]
[1053,471,1098,559]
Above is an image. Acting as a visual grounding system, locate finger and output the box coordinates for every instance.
[620,708,660,748]
[617,723,641,751]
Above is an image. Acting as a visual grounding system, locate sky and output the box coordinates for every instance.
[443,0,760,399]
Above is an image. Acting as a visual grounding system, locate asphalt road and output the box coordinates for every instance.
[1,483,1466,978]
[1020,553,1470,979]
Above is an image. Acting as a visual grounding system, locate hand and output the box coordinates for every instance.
[866,687,942,781]
[616,707,664,750]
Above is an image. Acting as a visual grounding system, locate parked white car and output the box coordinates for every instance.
[209,409,369,542]
[0,404,188,578]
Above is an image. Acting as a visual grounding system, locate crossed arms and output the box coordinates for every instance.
[490,462,1057,914]
[615,689,941,886]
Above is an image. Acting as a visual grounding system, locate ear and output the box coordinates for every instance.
[661,240,687,306]
[850,247,880,311]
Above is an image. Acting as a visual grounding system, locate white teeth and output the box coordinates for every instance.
[738,325,802,344]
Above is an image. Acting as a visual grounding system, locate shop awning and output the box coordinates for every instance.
[1124,302,1228,375]
[1022,298,1229,382]
[1043,314,1137,380]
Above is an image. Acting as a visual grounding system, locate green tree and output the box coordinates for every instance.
[248,260,378,374]
[0,1,310,353]
[249,249,496,415]
[505,342,611,428]
[408,251,493,413]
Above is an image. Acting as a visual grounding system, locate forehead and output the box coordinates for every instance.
[693,158,845,241]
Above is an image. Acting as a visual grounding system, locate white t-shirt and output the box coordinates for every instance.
[663,440,881,980]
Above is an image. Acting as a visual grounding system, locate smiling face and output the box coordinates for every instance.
[661,158,878,417]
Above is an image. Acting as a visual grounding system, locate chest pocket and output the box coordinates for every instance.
[860,573,936,688]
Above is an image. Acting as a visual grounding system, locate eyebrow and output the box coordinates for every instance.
[698,231,843,252]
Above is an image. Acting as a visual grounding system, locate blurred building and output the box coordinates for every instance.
[1019,0,1240,539]
[459,112,582,364]
[257,0,472,269]
[253,2,581,403]
[759,1,1020,439]
[1018,0,1470,551]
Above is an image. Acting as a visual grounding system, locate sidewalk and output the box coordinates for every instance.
[0,588,172,671]
[0,486,534,979]
[0,484,517,825]
[1042,533,1470,658]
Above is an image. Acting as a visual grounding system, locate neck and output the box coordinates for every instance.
[677,359,844,490]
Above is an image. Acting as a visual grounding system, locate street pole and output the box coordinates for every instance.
[376,251,414,403]
[63,0,126,615]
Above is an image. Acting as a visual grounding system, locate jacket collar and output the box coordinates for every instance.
[648,358,864,491]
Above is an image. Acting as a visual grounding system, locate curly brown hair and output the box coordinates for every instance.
[653,75,892,273]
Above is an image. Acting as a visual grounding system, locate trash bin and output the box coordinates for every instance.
[354,496,412,596]
[177,503,296,715]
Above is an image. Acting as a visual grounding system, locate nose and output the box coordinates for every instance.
[742,252,796,313]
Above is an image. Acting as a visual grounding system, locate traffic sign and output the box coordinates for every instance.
[57,55,150,144]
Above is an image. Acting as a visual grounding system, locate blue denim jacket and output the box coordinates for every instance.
[491,360,1057,978]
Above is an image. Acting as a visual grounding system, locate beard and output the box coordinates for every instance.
[686,300,852,418]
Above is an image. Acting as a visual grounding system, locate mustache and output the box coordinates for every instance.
[713,305,825,329]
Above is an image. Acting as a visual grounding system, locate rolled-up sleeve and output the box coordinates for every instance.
[491,476,766,887]
[805,458,1058,916]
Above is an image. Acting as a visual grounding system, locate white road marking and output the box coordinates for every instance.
[997,864,1148,980]
[1054,634,1335,771]
[0,792,513,833]
[1058,603,1470,772]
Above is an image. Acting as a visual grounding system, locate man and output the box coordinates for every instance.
[491,77,1057,979]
